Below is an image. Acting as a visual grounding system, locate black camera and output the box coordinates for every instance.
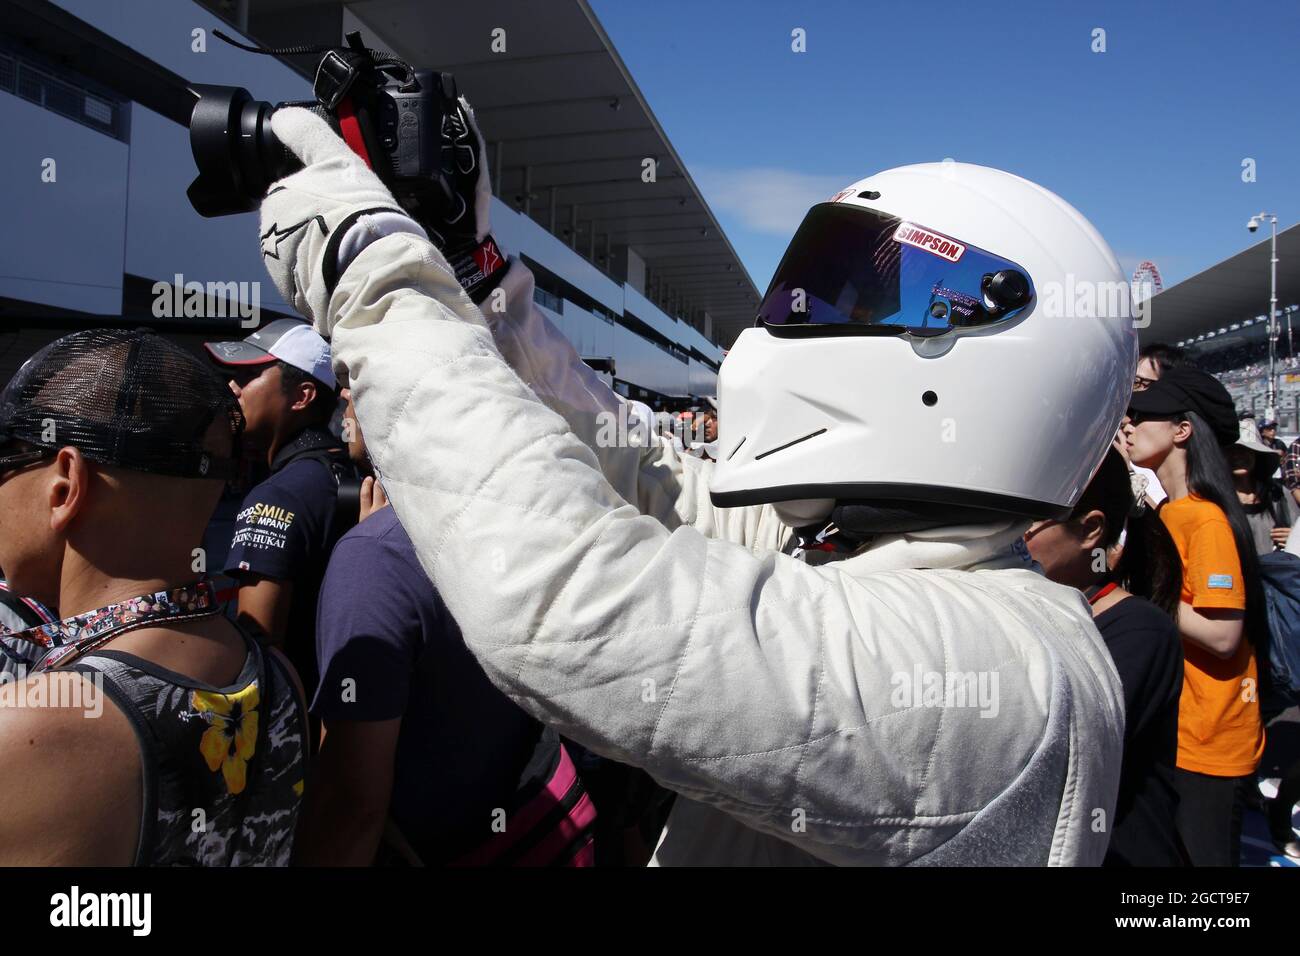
[186,31,463,227]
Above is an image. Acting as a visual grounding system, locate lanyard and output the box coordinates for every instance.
[1085,581,1119,606]
[6,581,221,673]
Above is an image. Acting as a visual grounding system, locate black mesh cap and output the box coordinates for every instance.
[0,328,243,480]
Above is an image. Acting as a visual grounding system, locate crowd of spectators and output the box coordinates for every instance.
[0,327,1296,867]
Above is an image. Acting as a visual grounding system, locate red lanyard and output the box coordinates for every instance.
[1087,581,1119,606]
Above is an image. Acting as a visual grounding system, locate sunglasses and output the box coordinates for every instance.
[227,366,268,388]
[1126,410,1182,427]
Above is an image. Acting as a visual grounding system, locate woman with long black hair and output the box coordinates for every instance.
[1024,448,1186,866]
[1124,366,1267,866]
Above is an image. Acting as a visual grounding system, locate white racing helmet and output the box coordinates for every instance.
[710,162,1137,524]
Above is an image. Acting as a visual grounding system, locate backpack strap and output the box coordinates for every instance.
[449,741,596,867]
[286,447,364,531]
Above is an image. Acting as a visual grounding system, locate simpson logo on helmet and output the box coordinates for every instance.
[893,223,967,262]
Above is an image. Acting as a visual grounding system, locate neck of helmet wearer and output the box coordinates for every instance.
[1054,517,1113,593]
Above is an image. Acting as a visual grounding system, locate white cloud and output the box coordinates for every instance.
[691,166,853,236]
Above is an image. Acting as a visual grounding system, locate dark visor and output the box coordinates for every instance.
[757,203,1035,335]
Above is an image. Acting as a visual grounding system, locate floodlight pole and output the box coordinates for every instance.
[1251,213,1280,420]
[1271,216,1279,419]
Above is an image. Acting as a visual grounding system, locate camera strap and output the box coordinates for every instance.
[211,29,333,57]
[335,97,372,168]
[212,29,419,98]
[314,50,362,111]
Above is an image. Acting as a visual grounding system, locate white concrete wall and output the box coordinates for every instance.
[688,358,718,398]
[496,196,719,397]
[625,246,646,296]
[0,93,128,313]
[492,197,625,318]
[623,282,684,345]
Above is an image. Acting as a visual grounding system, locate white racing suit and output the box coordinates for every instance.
[327,243,1125,866]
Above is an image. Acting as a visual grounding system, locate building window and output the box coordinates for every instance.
[533,286,563,314]
[0,46,129,142]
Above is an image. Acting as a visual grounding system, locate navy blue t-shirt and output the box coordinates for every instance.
[224,428,347,696]
[312,506,548,864]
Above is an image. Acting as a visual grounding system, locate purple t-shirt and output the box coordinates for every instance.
[312,506,550,863]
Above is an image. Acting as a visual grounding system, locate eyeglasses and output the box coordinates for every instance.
[1023,518,1060,541]
[1133,374,1157,391]
[0,447,54,479]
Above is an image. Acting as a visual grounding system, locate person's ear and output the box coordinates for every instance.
[48,446,90,534]
[1077,509,1108,551]
[291,379,318,415]
[1171,418,1193,445]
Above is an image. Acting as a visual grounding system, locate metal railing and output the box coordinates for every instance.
[0,46,127,142]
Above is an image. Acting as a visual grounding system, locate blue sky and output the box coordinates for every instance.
[590,0,1300,293]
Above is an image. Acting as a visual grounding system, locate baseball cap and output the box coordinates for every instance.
[204,318,336,391]
[0,328,243,480]
[1127,365,1239,446]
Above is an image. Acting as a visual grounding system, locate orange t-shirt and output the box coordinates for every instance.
[1159,495,1264,776]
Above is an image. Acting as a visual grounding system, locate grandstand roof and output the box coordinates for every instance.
[1139,222,1300,347]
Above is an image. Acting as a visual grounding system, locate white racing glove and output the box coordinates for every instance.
[424,94,501,291]
[260,95,506,332]
[258,106,431,330]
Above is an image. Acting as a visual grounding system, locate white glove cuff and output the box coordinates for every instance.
[336,210,430,277]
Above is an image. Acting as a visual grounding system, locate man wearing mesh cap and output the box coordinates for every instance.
[0,329,308,865]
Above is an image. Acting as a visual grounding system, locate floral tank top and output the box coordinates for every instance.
[66,634,307,866]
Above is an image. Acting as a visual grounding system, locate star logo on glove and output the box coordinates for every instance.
[260,214,329,261]
[473,239,502,277]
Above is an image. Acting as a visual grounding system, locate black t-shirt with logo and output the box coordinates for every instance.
[224,427,350,698]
